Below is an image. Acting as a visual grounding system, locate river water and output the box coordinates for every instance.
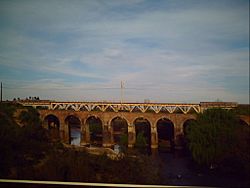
[151,149,249,187]
[70,129,81,146]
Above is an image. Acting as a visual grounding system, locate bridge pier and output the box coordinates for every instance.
[102,123,112,147]
[110,123,114,146]
[174,118,183,149]
[60,122,70,144]
[151,126,158,149]
[128,124,136,148]
[80,122,90,146]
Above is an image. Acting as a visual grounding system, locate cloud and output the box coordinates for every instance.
[0,0,249,103]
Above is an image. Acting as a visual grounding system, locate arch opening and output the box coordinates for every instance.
[44,114,60,141]
[111,117,128,146]
[86,116,103,147]
[65,115,81,146]
[134,117,151,149]
[157,118,174,150]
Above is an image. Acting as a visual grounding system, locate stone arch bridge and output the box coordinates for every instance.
[19,101,247,149]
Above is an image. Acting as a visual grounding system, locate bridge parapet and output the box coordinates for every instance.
[18,101,238,114]
[19,101,51,110]
[19,101,201,114]
[200,102,238,112]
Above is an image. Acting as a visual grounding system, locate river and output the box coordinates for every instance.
[151,149,250,187]
[70,128,81,146]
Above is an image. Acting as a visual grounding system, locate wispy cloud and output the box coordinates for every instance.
[0,0,249,103]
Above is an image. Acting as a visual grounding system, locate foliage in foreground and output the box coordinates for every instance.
[233,104,250,116]
[0,103,50,177]
[15,148,160,184]
[187,108,250,175]
[0,103,160,184]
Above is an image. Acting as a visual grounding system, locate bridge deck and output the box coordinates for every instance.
[17,101,238,114]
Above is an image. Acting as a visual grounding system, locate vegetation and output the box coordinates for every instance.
[15,148,160,184]
[89,123,102,134]
[135,132,147,148]
[0,103,49,177]
[0,102,160,184]
[3,102,248,184]
[233,104,250,115]
[119,134,128,147]
[187,108,250,175]
[114,133,129,153]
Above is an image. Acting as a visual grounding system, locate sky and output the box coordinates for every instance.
[0,0,249,103]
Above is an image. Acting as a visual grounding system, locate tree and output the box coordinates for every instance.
[233,104,250,115]
[187,108,244,168]
[0,111,19,176]
[0,103,49,177]
[119,133,128,146]
[18,107,48,142]
[135,132,147,148]
[119,134,128,152]
[89,123,102,133]
[19,107,40,124]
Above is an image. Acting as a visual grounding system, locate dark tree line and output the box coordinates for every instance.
[13,96,40,101]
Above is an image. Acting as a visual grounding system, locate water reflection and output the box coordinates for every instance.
[70,128,81,146]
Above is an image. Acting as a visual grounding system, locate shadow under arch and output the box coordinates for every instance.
[156,118,175,151]
[65,115,81,146]
[86,116,103,147]
[44,114,60,141]
[134,117,151,150]
[110,116,128,146]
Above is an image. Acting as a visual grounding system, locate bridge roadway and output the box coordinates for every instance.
[18,101,243,149]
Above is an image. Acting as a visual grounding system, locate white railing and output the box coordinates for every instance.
[18,101,238,114]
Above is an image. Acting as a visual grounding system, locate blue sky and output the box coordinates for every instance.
[0,0,249,103]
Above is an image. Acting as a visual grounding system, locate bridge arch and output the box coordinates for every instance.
[65,115,81,146]
[43,114,60,141]
[108,115,129,126]
[110,116,128,146]
[86,116,103,147]
[182,118,197,136]
[43,114,60,129]
[181,119,197,148]
[84,114,104,126]
[133,117,151,149]
[156,118,175,150]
